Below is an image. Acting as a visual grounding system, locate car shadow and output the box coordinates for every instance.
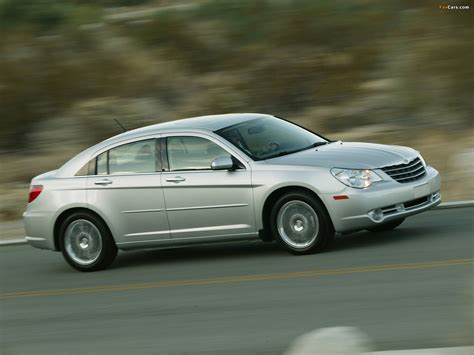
[112,241,285,269]
[329,225,444,253]
[111,224,444,269]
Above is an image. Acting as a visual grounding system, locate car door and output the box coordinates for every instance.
[161,133,256,240]
[87,137,171,246]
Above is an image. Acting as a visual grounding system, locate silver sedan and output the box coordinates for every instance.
[24,114,441,271]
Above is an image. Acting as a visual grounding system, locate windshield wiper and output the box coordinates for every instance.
[264,141,329,159]
[311,141,329,148]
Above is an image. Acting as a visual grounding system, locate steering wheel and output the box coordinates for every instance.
[268,141,280,152]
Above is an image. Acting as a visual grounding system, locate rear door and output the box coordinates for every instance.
[87,137,171,246]
[161,134,256,240]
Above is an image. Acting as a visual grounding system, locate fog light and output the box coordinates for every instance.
[431,192,440,202]
[368,208,384,222]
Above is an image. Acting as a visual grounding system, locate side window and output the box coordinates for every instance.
[167,136,230,171]
[75,159,93,176]
[97,152,108,175]
[108,139,157,174]
[94,139,157,175]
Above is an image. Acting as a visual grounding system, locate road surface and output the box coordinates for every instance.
[1,208,473,354]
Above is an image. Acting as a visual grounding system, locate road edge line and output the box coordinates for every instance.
[0,238,27,246]
[434,200,474,209]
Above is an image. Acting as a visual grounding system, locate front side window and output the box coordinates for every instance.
[95,139,157,175]
[216,116,327,161]
[167,136,229,171]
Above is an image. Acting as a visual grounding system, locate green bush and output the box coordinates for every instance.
[0,0,70,31]
[0,0,104,32]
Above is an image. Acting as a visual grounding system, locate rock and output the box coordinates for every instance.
[284,327,373,355]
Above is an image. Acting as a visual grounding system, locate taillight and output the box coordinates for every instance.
[28,185,43,203]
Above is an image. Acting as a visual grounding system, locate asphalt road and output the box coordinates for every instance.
[1,208,473,354]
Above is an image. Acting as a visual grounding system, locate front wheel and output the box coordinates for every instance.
[59,212,117,272]
[366,218,405,232]
[270,191,334,255]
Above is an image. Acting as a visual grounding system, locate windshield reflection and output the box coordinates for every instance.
[216,117,326,161]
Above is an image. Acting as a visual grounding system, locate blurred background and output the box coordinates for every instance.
[0,0,473,225]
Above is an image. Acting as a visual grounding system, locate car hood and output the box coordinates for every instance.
[266,142,419,169]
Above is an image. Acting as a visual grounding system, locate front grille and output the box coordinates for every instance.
[381,157,426,183]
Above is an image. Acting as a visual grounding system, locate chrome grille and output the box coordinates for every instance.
[381,157,426,183]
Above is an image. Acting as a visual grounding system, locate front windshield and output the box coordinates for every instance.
[215,116,327,161]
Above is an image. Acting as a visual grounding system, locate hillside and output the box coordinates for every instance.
[0,0,472,220]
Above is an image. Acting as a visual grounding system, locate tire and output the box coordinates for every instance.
[366,218,405,232]
[270,191,334,255]
[59,211,117,272]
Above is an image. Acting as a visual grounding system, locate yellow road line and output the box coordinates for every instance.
[1,259,473,300]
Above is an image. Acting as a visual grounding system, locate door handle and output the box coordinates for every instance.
[166,176,186,183]
[94,179,113,186]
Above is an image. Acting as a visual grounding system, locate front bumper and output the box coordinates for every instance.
[321,165,441,233]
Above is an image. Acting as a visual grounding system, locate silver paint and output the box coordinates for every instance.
[24,114,441,253]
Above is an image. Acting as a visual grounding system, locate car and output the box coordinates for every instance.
[24,113,441,271]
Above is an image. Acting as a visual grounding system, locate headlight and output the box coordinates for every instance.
[330,168,382,189]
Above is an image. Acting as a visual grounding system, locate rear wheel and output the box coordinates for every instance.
[270,191,334,255]
[367,218,405,232]
[59,212,117,272]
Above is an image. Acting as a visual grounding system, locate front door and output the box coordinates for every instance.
[161,134,255,240]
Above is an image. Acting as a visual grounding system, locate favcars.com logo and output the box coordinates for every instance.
[439,4,470,10]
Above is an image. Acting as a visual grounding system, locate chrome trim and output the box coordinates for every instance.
[342,191,441,224]
[405,198,429,210]
[124,224,251,238]
[161,184,253,189]
[396,169,426,181]
[165,176,186,183]
[170,224,250,234]
[166,203,248,212]
[122,208,164,214]
[381,157,427,184]
[125,230,169,237]
[368,192,441,223]
[94,179,113,186]
[382,158,422,172]
[389,164,424,177]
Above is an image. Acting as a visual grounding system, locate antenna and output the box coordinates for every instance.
[114,118,127,132]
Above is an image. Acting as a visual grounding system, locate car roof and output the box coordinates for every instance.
[55,113,273,177]
[109,113,273,142]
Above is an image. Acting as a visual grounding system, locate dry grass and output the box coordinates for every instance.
[1,127,472,222]
[0,0,472,221]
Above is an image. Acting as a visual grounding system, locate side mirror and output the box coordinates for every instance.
[211,156,234,170]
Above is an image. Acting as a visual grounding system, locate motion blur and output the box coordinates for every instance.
[0,0,472,222]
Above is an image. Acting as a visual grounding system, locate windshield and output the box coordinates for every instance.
[215,116,327,161]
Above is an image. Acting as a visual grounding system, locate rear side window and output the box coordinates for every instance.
[109,139,157,174]
[93,139,158,175]
[96,152,108,175]
[167,136,229,171]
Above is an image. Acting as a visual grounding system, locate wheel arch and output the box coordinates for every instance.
[53,207,114,251]
[260,186,334,241]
